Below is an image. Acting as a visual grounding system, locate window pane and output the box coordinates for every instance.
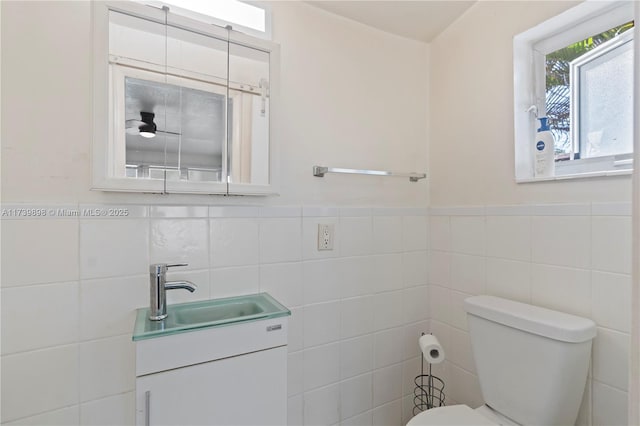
[578,40,633,158]
[544,21,633,160]
[125,76,226,182]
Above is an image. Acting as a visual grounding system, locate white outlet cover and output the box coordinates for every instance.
[317,223,334,250]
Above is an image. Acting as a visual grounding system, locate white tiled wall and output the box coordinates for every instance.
[0,205,429,426]
[428,203,631,426]
[2,201,632,426]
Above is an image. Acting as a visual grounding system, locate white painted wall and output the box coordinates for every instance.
[429,0,632,207]
[0,1,429,207]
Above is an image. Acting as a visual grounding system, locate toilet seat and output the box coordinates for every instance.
[406,405,497,426]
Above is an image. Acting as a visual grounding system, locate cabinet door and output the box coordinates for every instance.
[136,346,286,426]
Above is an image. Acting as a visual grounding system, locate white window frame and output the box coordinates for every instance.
[513,0,634,182]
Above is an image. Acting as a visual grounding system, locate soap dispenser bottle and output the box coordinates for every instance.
[534,117,555,178]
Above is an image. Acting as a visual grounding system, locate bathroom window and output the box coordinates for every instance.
[513,2,634,182]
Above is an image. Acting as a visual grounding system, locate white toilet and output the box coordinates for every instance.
[408,295,597,426]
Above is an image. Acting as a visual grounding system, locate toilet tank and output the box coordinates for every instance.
[464,296,596,426]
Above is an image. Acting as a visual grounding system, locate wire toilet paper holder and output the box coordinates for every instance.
[413,333,445,415]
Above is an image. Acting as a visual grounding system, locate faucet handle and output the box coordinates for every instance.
[167,263,188,268]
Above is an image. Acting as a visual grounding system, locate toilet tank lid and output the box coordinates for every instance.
[464,296,596,343]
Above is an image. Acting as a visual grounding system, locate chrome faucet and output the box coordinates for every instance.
[149,263,197,321]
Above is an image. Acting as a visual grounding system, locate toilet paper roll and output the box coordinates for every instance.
[419,334,445,364]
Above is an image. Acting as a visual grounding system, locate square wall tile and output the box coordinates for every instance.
[210,218,259,268]
[340,216,373,257]
[211,266,259,299]
[338,256,375,299]
[403,216,428,252]
[429,285,451,324]
[260,262,303,308]
[372,291,404,331]
[374,327,405,368]
[259,218,302,264]
[3,406,79,426]
[342,410,372,426]
[449,291,470,331]
[288,307,304,353]
[531,216,590,269]
[531,264,591,317]
[371,254,404,293]
[448,364,483,408]
[372,399,402,426]
[80,392,135,426]
[403,251,428,288]
[80,276,146,340]
[2,281,79,354]
[593,381,627,426]
[373,216,403,254]
[288,394,303,426]
[428,251,450,287]
[341,374,373,420]
[1,345,79,422]
[449,328,475,373]
[302,259,342,304]
[341,335,374,380]
[402,285,429,324]
[450,254,485,295]
[450,216,485,256]
[429,216,450,251]
[303,384,340,426]
[485,258,531,304]
[79,336,134,402]
[288,351,304,396]
[2,219,79,286]
[592,271,631,333]
[485,215,531,261]
[80,219,149,279]
[341,296,374,339]
[373,363,402,406]
[150,219,209,269]
[304,301,341,348]
[593,328,629,391]
[592,216,631,274]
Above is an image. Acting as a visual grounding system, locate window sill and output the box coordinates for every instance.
[516,168,632,183]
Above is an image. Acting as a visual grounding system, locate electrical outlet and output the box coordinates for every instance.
[317,223,334,250]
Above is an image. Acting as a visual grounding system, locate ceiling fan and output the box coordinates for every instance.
[125,111,181,138]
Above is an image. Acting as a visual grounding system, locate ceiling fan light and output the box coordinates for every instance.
[138,111,157,138]
[139,130,156,138]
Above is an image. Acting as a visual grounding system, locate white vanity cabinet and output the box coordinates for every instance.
[134,317,288,426]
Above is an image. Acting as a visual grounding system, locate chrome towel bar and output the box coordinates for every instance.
[313,166,426,182]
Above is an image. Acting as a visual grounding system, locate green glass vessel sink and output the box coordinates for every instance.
[132,292,290,341]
